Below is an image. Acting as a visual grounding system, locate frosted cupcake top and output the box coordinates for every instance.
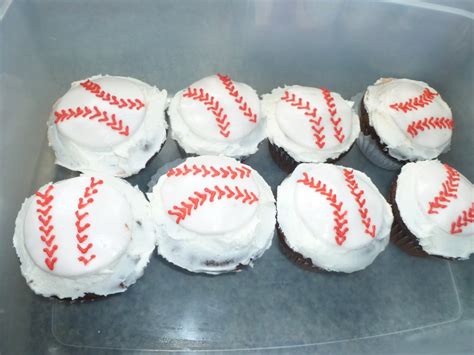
[48,75,168,177]
[396,160,473,259]
[263,85,360,162]
[169,74,266,157]
[149,155,276,274]
[277,163,393,272]
[13,175,156,299]
[364,78,453,161]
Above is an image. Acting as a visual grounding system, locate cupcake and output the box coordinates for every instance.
[262,85,360,173]
[277,163,393,272]
[359,78,454,170]
[48,75,168,177]
[149,155,275,274]
[168,74,265,159]
[13,175,156,299]
[389,160,473,259]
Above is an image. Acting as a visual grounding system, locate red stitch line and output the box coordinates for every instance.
[321,88,345,144]
[183,87,231,138]
[74,177,103,266]
[54,106,130,136]
[427,164,460,215]
[406,117,454,138]
[217,74,257,123]
[166,164,252,179]
[281,90,326,149]
[389,88,439,113]
[451,202,474,234]
[167,185,259,224]
[343,169,376,238]
[80,79,145,110]
[35,184,58,270]
[297,172,349,246]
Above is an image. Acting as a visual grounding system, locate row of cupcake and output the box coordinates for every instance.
[47,74,454,177]
[12,73,470,301]
[13,155,473,300]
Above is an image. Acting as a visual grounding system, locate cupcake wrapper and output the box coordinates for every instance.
[357,133,403,171]
[277,224,324,272]
[269,142,299,173]
[388,181,428,257]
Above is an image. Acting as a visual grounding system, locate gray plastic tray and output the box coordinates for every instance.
[1,1,473,354]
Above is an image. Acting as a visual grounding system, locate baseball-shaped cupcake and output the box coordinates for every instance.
[277,164,393,272]
[168,74,265,158]
[359,78,454,170]
[13,175,156,299]
[262,85,360,173]
[48,75,168,177]
[149,156,276,274]
[389,160,473,259]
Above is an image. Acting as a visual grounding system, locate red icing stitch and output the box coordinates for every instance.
[35,184,58,270]
[343,169,376,238]
[280,91,326,149]
[54,106,130,136]
[389,88,439,113]
[183,87,231,138]
[321,88,345,143]
[167,185,259,224]
[406,117,454,138]
[74,177,104,266]
[451,203,474,234]
[166,164,252,179]
[427,164,460,215]
[297,172,349,246]
[217,74,257,123]
[80,79,145,110]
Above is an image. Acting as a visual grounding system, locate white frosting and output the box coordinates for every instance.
[364,78,453,161]
[277,163,392,272]
[48,75,168,177]
[262,85,360,162]
[396,160,474,259]
[13,175,156,299]
[149,155,276,274]
[168,75,266,157]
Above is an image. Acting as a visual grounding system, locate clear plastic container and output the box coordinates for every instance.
[1,1,473,353]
